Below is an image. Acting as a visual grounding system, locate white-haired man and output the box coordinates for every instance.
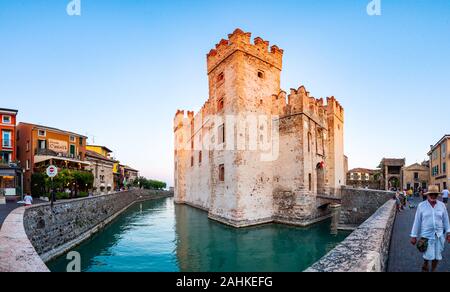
[410,185,450,272]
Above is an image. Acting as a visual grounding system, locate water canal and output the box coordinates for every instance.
[47,197,350,272]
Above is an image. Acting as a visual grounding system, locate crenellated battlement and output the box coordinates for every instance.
[271,91,287,115]
[207,28,284,74]
[174,109,187,132]
[285,86,326,121]
[326,96,344,121]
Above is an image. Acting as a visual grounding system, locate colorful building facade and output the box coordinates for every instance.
[428,135,450,191]
[347,168,382,190]
[85,145,116,194]
[120,165,139,187]
[16,123,90,193]
[402,162,429,192]
[0,108,22,199]
[85,150,115,195]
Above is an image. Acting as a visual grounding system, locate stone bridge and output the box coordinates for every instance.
[316,194,342,209]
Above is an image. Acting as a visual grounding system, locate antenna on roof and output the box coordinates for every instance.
[85,132,96,144]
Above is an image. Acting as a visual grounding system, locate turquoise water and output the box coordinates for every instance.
[46,197,349,272]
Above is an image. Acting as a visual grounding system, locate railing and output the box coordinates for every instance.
[35,148,81,160]
[1,139,12,148]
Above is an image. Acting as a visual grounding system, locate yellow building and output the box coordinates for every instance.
[428,135,450,191]
[86,145,113,158]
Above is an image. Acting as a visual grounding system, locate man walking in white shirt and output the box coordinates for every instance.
[442,187,449,205]
[410,185,450,272]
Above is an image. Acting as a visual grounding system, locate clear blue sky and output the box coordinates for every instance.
[1,0,450,185]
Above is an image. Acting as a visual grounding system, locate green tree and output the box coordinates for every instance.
[31,173,46,198]
[133,176,167,190]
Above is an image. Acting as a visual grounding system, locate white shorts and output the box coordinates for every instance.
[423,235,446,261]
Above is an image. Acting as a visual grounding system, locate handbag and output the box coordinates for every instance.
[416,237,429,253]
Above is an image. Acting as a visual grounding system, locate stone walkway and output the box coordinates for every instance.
[0,207,50,272]
[0,199,45,229]
[0,202,22,229]
[387,197,450,272]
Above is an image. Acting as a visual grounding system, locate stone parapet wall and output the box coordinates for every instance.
[339,187,394,229]
[305,199,396,272]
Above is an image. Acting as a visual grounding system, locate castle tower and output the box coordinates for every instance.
[325,97,345,189]
[173,110,189,204]
[205,29,284,226]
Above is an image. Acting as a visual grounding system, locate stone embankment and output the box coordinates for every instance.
[0,189,173,272]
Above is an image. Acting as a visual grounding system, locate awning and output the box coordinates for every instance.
[34,155,91,166]
[0,168,18,176]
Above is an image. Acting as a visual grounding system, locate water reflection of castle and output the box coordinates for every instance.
[174,203,345,272]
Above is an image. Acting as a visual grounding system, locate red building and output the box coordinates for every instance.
[0,108,22,199]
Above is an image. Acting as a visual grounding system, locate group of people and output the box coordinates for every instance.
[394,189,416,212]
[399,185,450,272]
[394,186,449,213]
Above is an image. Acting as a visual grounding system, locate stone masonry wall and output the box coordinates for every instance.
[23,189,172,262]
[339,187,394,228]
[305,199,396,272]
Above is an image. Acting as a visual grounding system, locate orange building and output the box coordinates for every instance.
[16,123,90,193]
[0,108,17,163]
[0,108,22,199]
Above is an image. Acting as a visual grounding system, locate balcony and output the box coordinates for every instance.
[0,160,19,167]
[1,139,13,149]
[35,148,82,160]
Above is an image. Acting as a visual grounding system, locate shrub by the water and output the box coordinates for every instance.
[133,177,167,190]
[78,191,89,198]
[56,192,70,200]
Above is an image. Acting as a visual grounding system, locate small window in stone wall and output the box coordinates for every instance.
[258,71,265,79]
[217,72,224,83]
[218,124,225,144]
[308,173,312,191]
[191,156,194,167]
[199,151,202,165]
[219,164,225,182]
[218,98,224,112]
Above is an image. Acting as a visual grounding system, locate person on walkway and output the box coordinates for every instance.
[422,188,428,201]
[24,193,33,207]
[394,191,402,213]
[410,185,450,272]
[442,187,449,205]
[399,190,407,210]
[416,187,422,198]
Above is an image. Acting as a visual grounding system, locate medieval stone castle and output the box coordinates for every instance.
[174,29,345,227]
